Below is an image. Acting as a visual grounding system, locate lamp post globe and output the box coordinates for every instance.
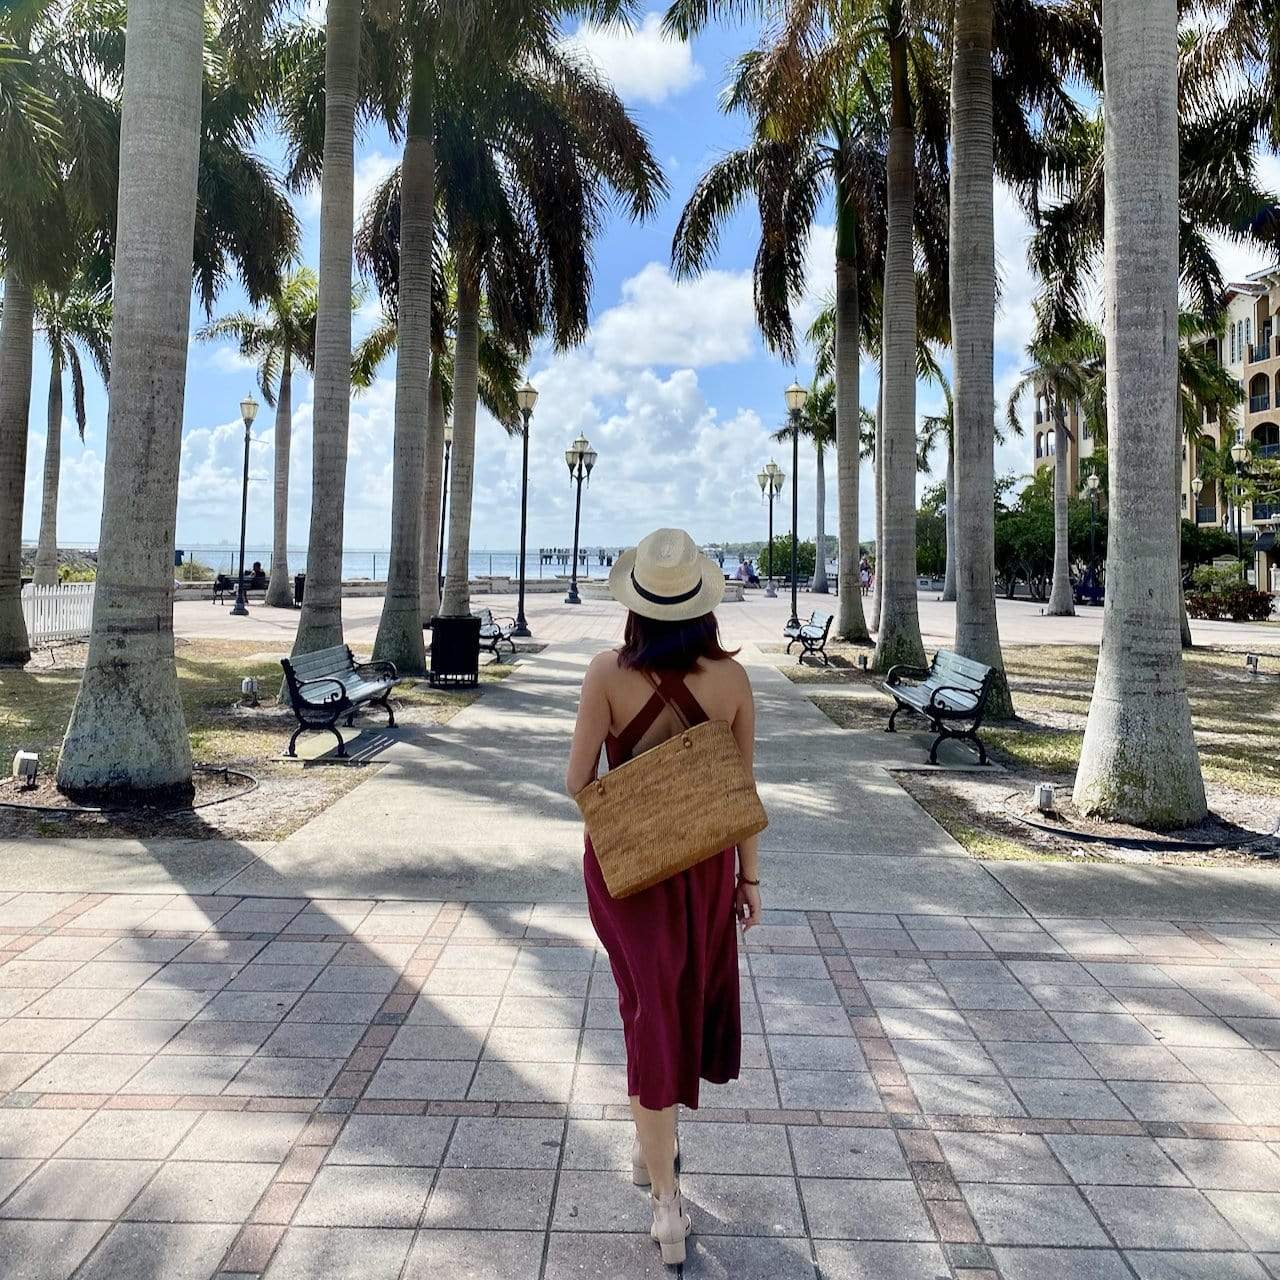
[784,382,808,630]
[230,393,259,617]
[513,380,538,637]
[761,459,783,598]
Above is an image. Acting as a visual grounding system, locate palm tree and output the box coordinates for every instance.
[287,0,361,659]
[196,269,318,607]
[31,280,112,586]
[1006,322,1104,618]
[57,0,206,801]
[917,376,955,600]
[669,2,949,647]
[0,12,106,664]
[1071,0,1206,829]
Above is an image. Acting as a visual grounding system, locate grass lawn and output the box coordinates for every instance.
[793,641,1280,864]
[0,637,519,840]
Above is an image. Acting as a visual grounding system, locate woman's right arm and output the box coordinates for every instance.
[731,666,762,929]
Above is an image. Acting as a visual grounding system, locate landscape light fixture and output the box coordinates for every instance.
[1246,653,1260,676]
[241,676,261,707]
[1036,782,1055,815]
[11,751,38,790]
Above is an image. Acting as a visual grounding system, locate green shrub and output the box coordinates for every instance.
[1186,584,1274,622]
[176,558,216,583]
[1189,563,1246,593]
[57,565,96,583]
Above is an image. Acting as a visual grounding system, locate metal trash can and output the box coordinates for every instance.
[428,615,481,688]
[294,573,306,606]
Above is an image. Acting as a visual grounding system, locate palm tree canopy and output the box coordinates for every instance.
[32,277,112,440]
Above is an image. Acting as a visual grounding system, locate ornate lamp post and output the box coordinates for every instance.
[513,380,538,637]
[437,420,454,593]
[564,434,597,605]
[1231,439,1250,581]
[230,393,259,617]
[1085,471,1101,605]
[784,381,808,629]
[757,460,784,597]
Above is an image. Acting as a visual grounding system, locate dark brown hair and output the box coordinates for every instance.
[618,611,740,672]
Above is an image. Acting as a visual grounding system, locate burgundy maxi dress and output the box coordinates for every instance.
[583,669,741,1111]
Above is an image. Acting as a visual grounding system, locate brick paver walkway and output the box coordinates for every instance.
[2,890,1278,1279]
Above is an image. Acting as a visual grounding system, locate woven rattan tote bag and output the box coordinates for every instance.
[576,716,768,899]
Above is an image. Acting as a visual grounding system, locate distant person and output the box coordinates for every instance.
[734,559,750,582]
[567,529,761,1268]
[248,561,268,589]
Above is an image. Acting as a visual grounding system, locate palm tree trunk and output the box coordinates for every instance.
[419,362,445,619]
[264,347,294,607]
[440,262,480,617]
[941,439,956,602]
[949,0,1012,714]
[56,0,203,800]
[0,270,35,664]
[813,442,828,592]
[870,381,884,633]
[373,50,434,675]
[33,355,64,588]
[833,177,868,635]
[1047,390,1076,615]
[1073,0,1206,828]
[291,0,360,657]
[872,31,926,672]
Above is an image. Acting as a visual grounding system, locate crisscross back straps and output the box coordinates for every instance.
[610,669,710,761]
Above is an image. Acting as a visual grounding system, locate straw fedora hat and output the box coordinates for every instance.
[609,528,725,621]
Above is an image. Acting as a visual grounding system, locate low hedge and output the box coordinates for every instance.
[1185,584,1275,622]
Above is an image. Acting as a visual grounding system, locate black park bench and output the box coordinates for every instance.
[883,649,996,765]
[783,610,834,666]
[279,645,398,758]
[476,608,517,659]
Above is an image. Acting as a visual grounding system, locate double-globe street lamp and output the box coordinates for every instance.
[230,393,259,617]
[756,460,784,598]
[564,434,598,605]
[784,381,809,630]
[513,380,538,637]
[1085,471,1101,604]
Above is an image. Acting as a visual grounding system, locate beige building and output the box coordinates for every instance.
[1031,269,1280,593]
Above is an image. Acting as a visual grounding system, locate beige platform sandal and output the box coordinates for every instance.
[650,1183,692,1266]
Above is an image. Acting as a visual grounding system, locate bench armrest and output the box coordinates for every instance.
[356,659,398,682]
[293,676,347,705]
[885,663,929,687]
[927,684,982,712]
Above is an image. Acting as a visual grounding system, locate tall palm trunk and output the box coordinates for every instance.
[1047,389,1076,615]
[872,29,925,671]
[264,347,294,606]
[440,263,480,617]
[373,48,433,674]
[834,176,868,636]
[870,381,884,632]
[941,439,956,601]
[56,0,203,800]
[292,0,360,656]
[950,0,1012,713]
[419,362,445,619]
[33,354,64,587]
[0,270,35,663]
[1073,0,1206,827]
[813,442,828,592]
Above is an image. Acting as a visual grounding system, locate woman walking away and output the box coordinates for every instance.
[566,528,762,1266]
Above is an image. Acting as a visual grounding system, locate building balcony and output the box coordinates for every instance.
[1248,336,1276,363]
[1250,395,1271,414]
[1253,500,1279,522]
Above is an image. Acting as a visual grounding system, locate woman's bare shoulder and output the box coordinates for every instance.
[584,649,623,684]
[704,655,752,693]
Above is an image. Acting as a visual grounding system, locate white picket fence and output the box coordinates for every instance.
[21,583,95,643]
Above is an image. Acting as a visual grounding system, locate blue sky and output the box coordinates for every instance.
[19,7,1278,559]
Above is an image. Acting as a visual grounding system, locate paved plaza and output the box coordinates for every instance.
[1,601,1278,1279]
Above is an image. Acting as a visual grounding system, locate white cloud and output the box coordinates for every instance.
[591,262,757,367]
[300,149,397,223]
[563,11,703,106]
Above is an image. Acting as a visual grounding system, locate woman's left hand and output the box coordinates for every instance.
[734,880,762,931]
